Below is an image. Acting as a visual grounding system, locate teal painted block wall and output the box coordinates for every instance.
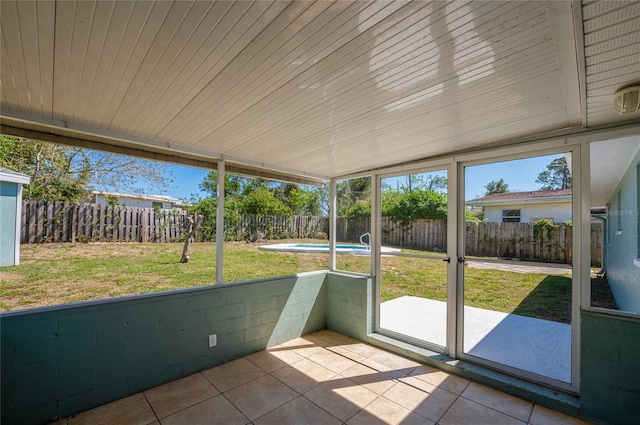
[326,272,372,339]
[0,181,19,267]
[606,150,640,313]
[0,272,327,425]
[580,311,640,425]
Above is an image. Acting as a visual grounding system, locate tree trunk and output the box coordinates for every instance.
[180,214,201,263]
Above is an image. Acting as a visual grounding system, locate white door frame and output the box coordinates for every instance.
[454,143,582,393]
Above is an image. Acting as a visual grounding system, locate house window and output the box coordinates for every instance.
[502,209,520,223]
[152,202,163,209]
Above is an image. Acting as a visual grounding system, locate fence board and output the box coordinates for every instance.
[19,201,600,266]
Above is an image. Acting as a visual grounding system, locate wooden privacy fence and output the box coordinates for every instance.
[337,217,602,266]
[222,214,328,241]
[20,201,189,243]
[20,201,602,266]
[20,201,328,244]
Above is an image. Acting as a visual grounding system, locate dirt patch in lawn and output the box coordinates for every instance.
[591,275,618,310]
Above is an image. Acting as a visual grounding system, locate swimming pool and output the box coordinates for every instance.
[259,243,400,255]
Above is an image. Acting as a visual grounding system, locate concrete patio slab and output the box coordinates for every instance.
[466,260,572,275]
[380,296,571,383]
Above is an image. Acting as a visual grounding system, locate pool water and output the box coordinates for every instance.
[294,243,369,250]
[259,243,400,255]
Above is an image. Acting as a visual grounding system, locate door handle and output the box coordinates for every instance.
[457,257,466,264]
[442,257,451,263]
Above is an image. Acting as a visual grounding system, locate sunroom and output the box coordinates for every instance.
[1,1,639,424]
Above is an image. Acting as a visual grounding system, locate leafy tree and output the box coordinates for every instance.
[345,201,371,220]
[0,136,172,201]
[198,171,247,199]
[536,157,572,190]
[198,172,324,216]
[383,189,447,224]
[484,178,509,195]
[336,177,371,217]
[241,187,292,215]
[396,174,447,193]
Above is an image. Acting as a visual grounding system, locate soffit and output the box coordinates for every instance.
[582,0,640,126]
[589,135,640,206]
[0,1,637,179]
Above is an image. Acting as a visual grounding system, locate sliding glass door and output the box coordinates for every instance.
[460,152,575,388]
[377,168,453,351]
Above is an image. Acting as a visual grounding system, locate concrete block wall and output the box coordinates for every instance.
[580,311,640,425]
[0,272,327,425]
[326,272,372,339]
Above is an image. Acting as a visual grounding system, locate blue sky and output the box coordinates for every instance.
[382,153,564,200]
[116,153,564,202]
[165,164,211,201]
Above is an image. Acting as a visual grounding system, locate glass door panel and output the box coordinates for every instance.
[462,154,573,384]
[378,170,450,349]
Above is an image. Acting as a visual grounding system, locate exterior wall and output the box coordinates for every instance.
[580,311,640,425]
[0,273,327,425]
[606,151,640,313]
[94,194,173,209]
[483,202,572,223]
[0,181,19,267]
[326,273,373,339]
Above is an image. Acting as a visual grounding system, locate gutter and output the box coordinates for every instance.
[591,214,607,276]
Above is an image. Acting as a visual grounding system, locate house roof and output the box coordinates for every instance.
[0,167,30,185]
[0,1,639,182]
[92,191,184,206]
[467,189,572,206]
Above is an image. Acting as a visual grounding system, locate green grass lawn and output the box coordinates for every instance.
[1,241,572,323]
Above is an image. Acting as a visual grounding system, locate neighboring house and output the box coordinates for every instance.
[466,189,572,223]
[89,190,185,209]
[0,167,29,267]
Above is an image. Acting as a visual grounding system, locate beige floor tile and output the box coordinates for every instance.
[398,375,439,394]
[272,357,337,393]
[438,397,526,425]
[346,396,435,425]
[382,381,457,423]
[67,393,156,425]
[201,358,266,392]
[307,349,359,373]
[529,405,594,425]
[461,382,532,422]
[144,373,219,419]
[276,337,326,357]
[304,376,378,422]
[408,364,470,394]
[340,363,401,395]
[224,374,298,421]
[341,342,390,359]
[367,350,420,372]
[326,344,367,363]
[246,347,304,373]
[159,395,248,425]
[254,396,341,425]
[310,329,359,346]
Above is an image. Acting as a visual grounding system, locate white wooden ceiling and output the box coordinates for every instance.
[1,1,639,181]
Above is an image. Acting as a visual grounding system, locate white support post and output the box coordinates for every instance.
[329,178,337,271]
[371,174,381,334]
[216,160,225,284]
[371,174,380,278]
[574,143,587,391]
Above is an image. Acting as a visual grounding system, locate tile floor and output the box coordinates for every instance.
[51,330,594,425]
